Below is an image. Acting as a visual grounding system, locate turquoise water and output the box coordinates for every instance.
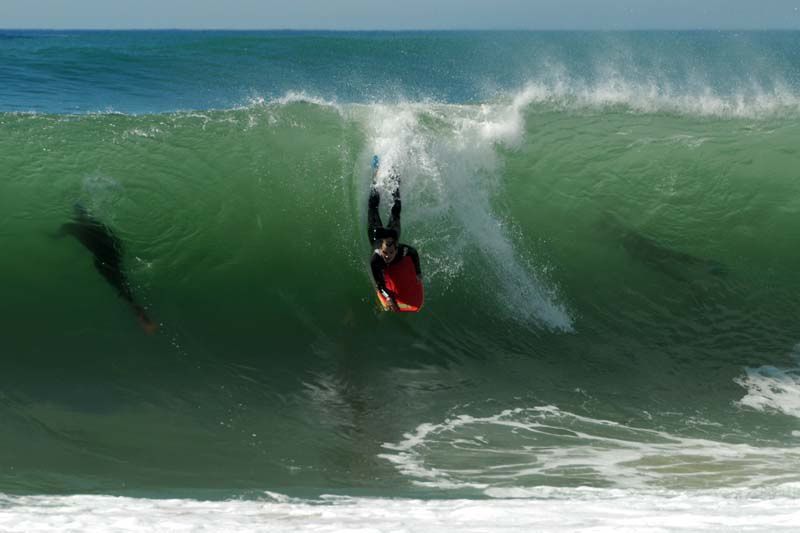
[2,32,800,504]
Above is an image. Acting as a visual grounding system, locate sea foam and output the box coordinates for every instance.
[2,489,800,533]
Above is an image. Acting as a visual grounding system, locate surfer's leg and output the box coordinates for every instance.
[131,303,158,334]
[94,258,134,304]
[367,188,384,244]
[94,258,158,333]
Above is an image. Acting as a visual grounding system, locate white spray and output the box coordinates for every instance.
[359,90,573,331]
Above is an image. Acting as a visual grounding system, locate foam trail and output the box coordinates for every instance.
[380,406,800,491]
[445,92,572,330]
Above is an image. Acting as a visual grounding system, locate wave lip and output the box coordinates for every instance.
[512,77,800,118]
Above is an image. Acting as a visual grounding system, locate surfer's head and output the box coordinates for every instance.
[375,227,399,262]
[380,237,398,263]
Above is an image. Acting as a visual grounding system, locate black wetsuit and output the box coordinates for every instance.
[57,205,154,330]
[59,206,136,303]
[367,185,422,304]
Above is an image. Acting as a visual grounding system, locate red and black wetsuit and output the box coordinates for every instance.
[370,244,421,303]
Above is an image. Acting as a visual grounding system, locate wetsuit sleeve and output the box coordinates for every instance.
[402,245,422,276]
[367,188,382,245]
[370,253,394,300]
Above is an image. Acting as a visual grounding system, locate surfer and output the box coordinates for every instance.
[367,157,422,312]
[55,205,158,334]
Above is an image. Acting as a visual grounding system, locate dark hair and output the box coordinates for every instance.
[374,227,398,241]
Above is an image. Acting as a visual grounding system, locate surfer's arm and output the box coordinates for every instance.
[370,254,396,304]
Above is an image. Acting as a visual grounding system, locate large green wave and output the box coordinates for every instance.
[2,97,799,494]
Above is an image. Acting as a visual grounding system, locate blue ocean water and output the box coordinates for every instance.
[2,30,800,113]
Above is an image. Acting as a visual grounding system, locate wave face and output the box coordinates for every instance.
[2,31,800,499]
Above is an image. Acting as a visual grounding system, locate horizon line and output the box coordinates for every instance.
[3,27,800,32]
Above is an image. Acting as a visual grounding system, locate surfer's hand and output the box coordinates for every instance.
[140,318,159,335]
